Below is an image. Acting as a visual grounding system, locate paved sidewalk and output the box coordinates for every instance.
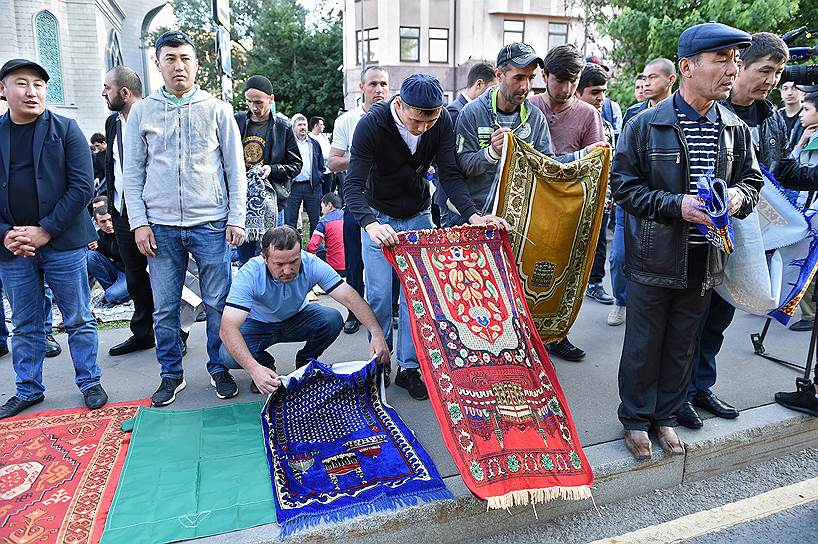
[1,289,814,542]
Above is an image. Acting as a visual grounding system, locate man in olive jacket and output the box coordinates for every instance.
[611,23,763,461]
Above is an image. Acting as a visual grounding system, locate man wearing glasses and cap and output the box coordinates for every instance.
[0,59,107,418]
[450,43,554,228]
[343,73,508,401]
[612,22,763,461]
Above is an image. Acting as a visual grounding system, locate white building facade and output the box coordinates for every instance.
[0,0,168,138]
[341,0,585,108]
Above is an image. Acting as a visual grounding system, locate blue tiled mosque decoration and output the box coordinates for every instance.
[35,10,65,104]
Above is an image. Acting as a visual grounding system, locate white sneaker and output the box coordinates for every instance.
[607,305,626,326]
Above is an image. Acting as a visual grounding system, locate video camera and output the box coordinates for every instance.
[780,26,818,86]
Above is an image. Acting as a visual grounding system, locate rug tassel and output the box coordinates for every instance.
[485,485,592,511]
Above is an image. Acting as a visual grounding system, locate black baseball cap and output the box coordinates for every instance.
[497,42,544,69]
[155,30,195,55]
[0,59,50,83]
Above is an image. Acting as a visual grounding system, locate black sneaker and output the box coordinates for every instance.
[0,343,8,357]
[0,394,45,419]
[775,387,818,417]
[343,318,360,334]
[394,368,428,400]
[45,334,62,358]
[547,337,586,361]
[82,384,108,410]
[586,283,614,305]
[151,377,186,407]
[251,352,277,394]
[210,371,238,399]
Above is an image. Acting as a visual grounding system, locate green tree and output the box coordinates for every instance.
[245,0,344,129]
[147,0,343,130]
[583,0,816,107]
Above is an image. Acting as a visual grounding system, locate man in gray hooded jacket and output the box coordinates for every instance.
[123,30,247,406]
[453,43,555,223]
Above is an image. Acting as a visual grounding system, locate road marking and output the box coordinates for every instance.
[591,476,818,544]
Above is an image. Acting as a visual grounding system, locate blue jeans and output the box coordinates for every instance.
[220,304,343,369]
[610,205,627,306]
[0,280,7,345]
[361,207,434,369]
[0,246,100,400]
[86,251,130,304]
[148,221,232,379]
[236,240,260,267]
[439,207,469,228]
[688,292,736,400]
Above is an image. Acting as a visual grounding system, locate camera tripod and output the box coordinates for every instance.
[751,276,818,391]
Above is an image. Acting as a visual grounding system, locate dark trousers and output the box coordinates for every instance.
[285,181,321,235]
[688,292,736,400]
[589,211,609,284]
[111,209,154,341]
[321,172,333,195]
[343,207,364,321]
[618,279,712,430]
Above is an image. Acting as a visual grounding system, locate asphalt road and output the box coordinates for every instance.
[477,448,818,544]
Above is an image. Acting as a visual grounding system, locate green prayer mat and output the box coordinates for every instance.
[101,402,275,543]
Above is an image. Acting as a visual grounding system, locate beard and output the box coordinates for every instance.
[106,93,125,112]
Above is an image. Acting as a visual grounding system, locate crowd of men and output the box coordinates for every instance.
[1,24,817,463]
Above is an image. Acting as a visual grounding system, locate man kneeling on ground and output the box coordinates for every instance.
[219,226,390,394]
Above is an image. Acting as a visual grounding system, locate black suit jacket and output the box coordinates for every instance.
[0,110,96,259]
[104,112,121,214]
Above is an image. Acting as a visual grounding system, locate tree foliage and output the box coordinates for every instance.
[578,0,818,107]
[147,0,343,129]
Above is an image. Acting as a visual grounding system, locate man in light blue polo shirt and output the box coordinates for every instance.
[220,226,390,394]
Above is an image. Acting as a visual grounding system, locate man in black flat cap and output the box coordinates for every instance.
[343,73,508,401]
[0,59,107,418]
[611,22,763,460]
[234,75,302,265]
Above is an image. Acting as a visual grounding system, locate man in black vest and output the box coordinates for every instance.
[102,66,155,356]
[343,74,508,401]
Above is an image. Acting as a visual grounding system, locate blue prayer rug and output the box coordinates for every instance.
[695,169,735,254]
[261,358,452,537]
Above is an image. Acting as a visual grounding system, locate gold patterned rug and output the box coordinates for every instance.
[492,133,610,343]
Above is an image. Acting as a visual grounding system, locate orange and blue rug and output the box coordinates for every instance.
[0,400,148,544]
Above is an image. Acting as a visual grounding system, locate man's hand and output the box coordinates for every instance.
[88,241,98,250]
[369,333,391,366]
[490,127,511,157]
[134,225,157,257]
[365,221,399,248]
[261,164,272,179]
[248,363,281,395]
[726,187,745,217]
[468,213,510,230]
[584,141,611,154]
[3,229,35,257]
[681,195,713,226]
[226,225,246,247]
[13,226,51,249]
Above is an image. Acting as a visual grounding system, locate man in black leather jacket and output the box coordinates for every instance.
[679,33,818,429]
[234,75,302,264]
[611,22,763,461]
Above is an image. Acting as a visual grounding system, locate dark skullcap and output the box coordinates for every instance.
[244,75,274,96]
[400,74,445,109]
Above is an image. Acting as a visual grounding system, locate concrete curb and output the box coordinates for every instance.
[200,403,818,543]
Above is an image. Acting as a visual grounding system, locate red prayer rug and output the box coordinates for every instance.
[0,400,149,544]
[384,225,593,508]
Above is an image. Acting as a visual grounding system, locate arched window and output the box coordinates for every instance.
[106,30,124,70]
[34,10,65,104]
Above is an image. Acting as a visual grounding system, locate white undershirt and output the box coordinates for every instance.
[390,100,420,154]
